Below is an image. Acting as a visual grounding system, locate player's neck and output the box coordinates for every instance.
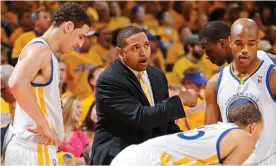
[232,58,261,76]
[41,26,60,53]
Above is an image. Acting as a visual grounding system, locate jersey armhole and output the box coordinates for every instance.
[18,40,54,87]
[216,67,224,100]
[265,64,276,102]
[31,57,54,87]
[216,127,240,164]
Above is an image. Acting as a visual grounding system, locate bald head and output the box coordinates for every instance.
[231,18,259,38]
[229,18,259,67]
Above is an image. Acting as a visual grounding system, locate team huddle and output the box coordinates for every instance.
[2,2,276,165]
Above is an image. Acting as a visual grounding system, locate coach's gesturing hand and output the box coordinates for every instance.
[177,89,204,107]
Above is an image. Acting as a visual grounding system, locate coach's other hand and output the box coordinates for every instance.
[177,89,203,107]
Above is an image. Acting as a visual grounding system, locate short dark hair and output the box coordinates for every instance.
[209,8,226,21]
[228,103,262,127]
[112,28,122,46]
[116,26,145,48]
[198,21,230,42]
[53,3,91,28]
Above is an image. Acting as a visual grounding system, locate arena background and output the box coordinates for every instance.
[1,1,276,165]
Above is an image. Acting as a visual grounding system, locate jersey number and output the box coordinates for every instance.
[177,131,205,140]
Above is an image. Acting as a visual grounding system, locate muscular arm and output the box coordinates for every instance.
[221,130,256,165]
[205,73,221,124]
[8,44,51,127]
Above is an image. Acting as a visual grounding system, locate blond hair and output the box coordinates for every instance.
[61,95,80,129]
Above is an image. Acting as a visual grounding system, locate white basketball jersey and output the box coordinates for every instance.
[257,50,276,65]
[118,123,239,165]
[13,38,65,143]
[217,58,276,163]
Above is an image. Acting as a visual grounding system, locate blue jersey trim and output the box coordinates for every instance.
[229,65,241,84]
[243,61,264,84]
[216,67,224,100]
[216,127,240,164]
[18,41,44,61]
[177,130,205,140]
[266,52,276,65]
[31,57,54,87]
[266,65,276,102]
[229,61,264,85]
[20,40,54,87]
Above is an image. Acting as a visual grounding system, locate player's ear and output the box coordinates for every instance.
[64,21,74,33]
[250,123,257,134]
[116,47,124,59]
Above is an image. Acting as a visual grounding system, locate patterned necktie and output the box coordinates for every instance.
[138,72,153,106]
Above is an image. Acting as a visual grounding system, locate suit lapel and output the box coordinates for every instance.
[116,59,150,105]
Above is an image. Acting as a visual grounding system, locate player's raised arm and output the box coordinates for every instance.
[205,73,221,124]
[8,44,59,144]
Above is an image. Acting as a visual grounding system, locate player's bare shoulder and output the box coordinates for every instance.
[21,43,52,62]
[220,128,255,158]
[20,42,53,83]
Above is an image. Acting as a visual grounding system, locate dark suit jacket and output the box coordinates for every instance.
[90,59,185,165]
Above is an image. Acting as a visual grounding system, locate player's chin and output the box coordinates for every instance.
[238,61,251,67]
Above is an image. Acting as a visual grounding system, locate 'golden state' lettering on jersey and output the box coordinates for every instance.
[216,57,276,163]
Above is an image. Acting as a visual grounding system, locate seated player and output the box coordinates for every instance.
[111,103,263,165]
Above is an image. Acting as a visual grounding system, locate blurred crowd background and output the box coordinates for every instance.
[1,1,276,165]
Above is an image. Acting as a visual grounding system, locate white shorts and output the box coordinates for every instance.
[258,153,276,165]
[4,137,58,165]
